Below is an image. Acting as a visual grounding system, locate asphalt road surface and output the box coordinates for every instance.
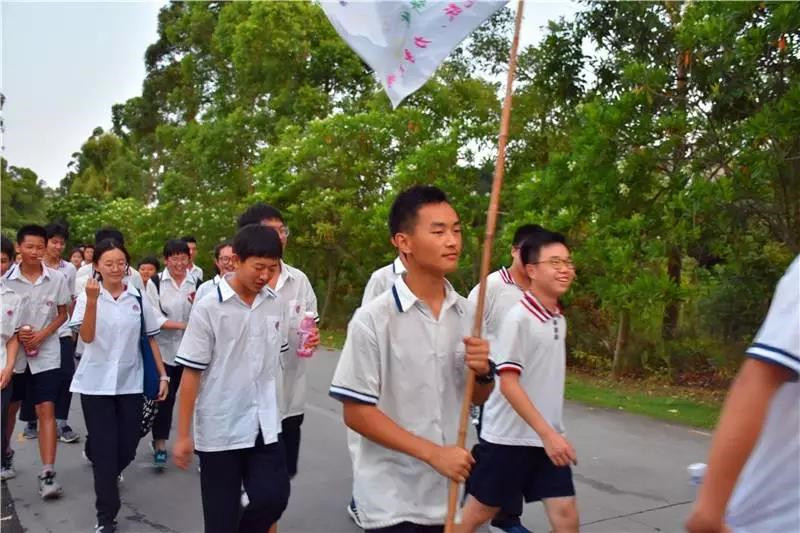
[2,348,710,532]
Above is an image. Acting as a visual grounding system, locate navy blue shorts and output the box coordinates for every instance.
[466,441,575,508]
[10,373,27,403]
[26,367,62,405]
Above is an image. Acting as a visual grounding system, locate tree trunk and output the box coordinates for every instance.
[662,245,682,341]
[612,309,630,378]
[319,261,339,327]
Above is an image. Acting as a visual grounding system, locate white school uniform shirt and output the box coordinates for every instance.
[175,274,289,452]
[194,275,221,305]
[47,259,77,339]
[74,264,144,356]
[481,291,567,447]
[1,281,22,371]
[726,255,800,533]
[468,266,526,353]
[361,257,405,305]
[143,279,160,311]
[189,264,203,284]
[69,284,165,395]
[275,261,318,420]
[154,270,196,366]
[3,263,71,374]
[330,276,475,529]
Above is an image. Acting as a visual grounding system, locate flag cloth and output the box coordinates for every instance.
[321,0,508,108]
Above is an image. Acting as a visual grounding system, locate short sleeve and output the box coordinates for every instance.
[74,273,88,299]
[494,311,525,374]
[69,293,87,330]
[141,294,166,336]
[55,274,71,307]
[746,256,800,377]
[329,312,381,405]
[175,303,215,371]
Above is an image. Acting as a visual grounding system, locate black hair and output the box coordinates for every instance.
[512,224,545,247]
[137,256,161,271]
[1,235,15,259]
[83,243,94,250]
[233,225,283,262]
[69,248,84,258]
[180,235,197,245]
[520,230,569,266]
[44,222,69,241]
[163,239,191,259]
[388,185,449,236]
[214,241,232,260]
[16,224,47,245]
[93,238,131,274]
[237,203,284,228]
[95,227,124,246]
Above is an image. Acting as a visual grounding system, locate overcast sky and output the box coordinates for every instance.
[2,1,581,188]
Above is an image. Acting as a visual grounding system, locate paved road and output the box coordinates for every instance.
[3,349,710,532]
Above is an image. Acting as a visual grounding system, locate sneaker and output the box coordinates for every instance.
[23,422,38,440]
[240,485,250,508]
[94,520,118,532]
[1,464,16,481]
[58,425,80,443]
[38,471,63,500]
[346,499,364,528]
[153,449,167,468]
[488,523,533,533]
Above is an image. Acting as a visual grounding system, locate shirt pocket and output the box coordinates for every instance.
[262,315,282,379]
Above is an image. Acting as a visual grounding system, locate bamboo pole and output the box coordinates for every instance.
[444,1,525,531]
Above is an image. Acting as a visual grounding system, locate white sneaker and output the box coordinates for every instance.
[240,488,250,508]
[347,499,364,528]
[38,471,63,500]
[1,464,16,480]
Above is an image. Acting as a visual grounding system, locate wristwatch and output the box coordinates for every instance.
[159,375,171,382]
[475,360,496,385]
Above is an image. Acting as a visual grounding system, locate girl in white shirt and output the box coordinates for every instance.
[70,239,169,533]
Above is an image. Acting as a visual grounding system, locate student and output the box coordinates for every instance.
[70,238,169,533]
[137,256,162,311]
[686,255,799,533]
[465,223,545,533]
[330,185,495,532]
[458,231,578,533]
[194,241,235,304]
[150,239,196,468]
[181,235,204,283]
[75,229,144,296]
[83,244,95,266]
[4,225,71,499]
[361,253,407,305]
[1,235,21,481]
[42,222,80,444]
[69,249,84,270]
[173,224,305,533]
[237,204,319,481]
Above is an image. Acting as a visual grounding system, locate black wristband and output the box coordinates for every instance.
[475,360,496,385]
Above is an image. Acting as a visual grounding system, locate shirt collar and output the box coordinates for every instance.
[499,266,516,285]
[392,275,464,315]
[522,290,562,319]
[217,273,278,306]
[274,260,295,292]
[212,274,221,285]
[392,256,407,275]
[5,262,50,283]
[161,268,192,287]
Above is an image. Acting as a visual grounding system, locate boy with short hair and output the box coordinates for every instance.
[458,230,579,533]
[238,203,319,480]
[4,225,71,499]
[137,256,162,310]
[42,222,80,444]
[1,235,21,480]
[173,224,303,533]
[181,235,204,283]
[330,185,495,532]
[150,239,197,467]
[686,255,799,533]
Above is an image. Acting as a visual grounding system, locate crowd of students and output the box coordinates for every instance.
[0,186,797,533]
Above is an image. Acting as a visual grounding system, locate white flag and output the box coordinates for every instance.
[321,0,508,108]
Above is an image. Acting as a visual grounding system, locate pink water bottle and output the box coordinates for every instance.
[20,325,38,357]
[296,312,316,358]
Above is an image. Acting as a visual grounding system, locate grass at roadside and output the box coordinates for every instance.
[320,328,723,429]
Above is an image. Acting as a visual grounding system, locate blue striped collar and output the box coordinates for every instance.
[391,275,464,315]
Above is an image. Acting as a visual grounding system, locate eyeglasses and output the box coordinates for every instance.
[218,256,234,264]
[533,258,576,271]
[100,262,129,272]
[167,257,190,265]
